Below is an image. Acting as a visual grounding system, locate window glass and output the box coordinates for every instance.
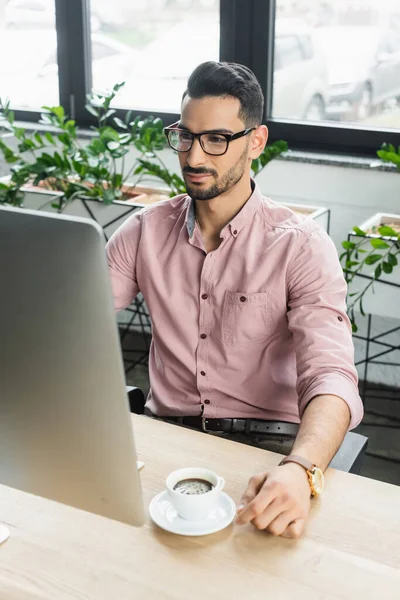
[0,0,59,109]
[274,0,400,127]
[90,0,220,113]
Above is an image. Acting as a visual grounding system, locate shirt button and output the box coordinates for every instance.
[204,399,211,405]
[201,294,208,300]
[200,333,207,339]
[200,371,206,376]
[233,229,238,235]
[240,296,247,302]
[338,316,343,322]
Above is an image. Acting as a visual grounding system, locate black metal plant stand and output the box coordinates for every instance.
[78,198,140,243]
[354,314,400,405]
[351,299,400,465]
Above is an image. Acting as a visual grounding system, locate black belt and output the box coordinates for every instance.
[154,415,299,436]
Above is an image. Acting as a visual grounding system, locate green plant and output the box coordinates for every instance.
[341,226,400,332]
[340,143,400,332]
[0,83,171,209]
[377,143,400,170]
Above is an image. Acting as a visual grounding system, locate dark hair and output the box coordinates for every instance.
[183,61,264,127]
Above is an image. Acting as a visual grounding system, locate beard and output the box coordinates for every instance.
[183,145,249,201]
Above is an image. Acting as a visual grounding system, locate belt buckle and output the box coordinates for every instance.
[201,417,226,434]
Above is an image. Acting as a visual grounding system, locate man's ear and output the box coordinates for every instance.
[249,125,269,160]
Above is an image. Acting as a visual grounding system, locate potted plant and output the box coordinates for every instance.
[341,144,400,331]
[0,83,174,240]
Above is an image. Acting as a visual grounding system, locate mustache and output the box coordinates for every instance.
[183,167,217,176]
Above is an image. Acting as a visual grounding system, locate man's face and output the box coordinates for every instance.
[178,95,253,201]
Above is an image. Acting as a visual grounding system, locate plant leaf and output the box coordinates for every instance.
[365,254,382,265]
[51,106,65,121]
[382,262,393,274]
[346,260,359,268]
[86,105,99,118]
[341,241,356,250]
[44,132,55,145]
[370,238,390,249]
[34,132,43,146]
[352,226,366,236]
[113,117,127,130]
[387,253,398,267]
[359,296,365,317]
[378,225,398,238]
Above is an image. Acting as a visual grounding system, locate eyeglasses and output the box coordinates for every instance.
[163,121,256,156]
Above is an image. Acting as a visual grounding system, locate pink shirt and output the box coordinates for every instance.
[106,181,363,429]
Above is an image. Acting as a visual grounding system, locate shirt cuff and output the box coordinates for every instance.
[298,375,364,430]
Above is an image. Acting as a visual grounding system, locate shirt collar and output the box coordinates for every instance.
[185,178,262,239]
[186,197,196,238]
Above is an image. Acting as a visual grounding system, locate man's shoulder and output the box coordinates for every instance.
[258,195,323,238]
[140,193,190,222]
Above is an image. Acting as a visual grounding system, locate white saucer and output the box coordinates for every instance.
[149,490,236,536]
[0,524,10,545]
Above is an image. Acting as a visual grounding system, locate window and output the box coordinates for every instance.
[1,0,399,156]
[90,0,220,113]
[274,0,400,129]
[13,1,45,10]
[275,36,304,70]
[92,41,119,60]
[0,0,59,110]
[298,35,314,61]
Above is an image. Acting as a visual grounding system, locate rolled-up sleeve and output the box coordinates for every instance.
[106,211,143,311]
[287,228,364,430]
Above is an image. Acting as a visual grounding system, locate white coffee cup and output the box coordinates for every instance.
[166,467,225,521]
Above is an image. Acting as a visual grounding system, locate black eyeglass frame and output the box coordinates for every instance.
[163,121,256,156]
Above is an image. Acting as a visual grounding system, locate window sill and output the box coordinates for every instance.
[277,149,397,173]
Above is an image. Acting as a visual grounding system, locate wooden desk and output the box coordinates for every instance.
[1,415,400,599]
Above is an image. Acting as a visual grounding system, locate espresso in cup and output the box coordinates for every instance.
[166,467,225,520]
[173,478,214,495]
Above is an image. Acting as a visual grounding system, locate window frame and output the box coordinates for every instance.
[5,0,400,157]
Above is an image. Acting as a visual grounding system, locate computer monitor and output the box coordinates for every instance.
[0,205,145,526]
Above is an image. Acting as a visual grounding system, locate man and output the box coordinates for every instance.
[106,61,363,538]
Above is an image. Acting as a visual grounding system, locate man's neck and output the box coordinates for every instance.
[194,177,253,238]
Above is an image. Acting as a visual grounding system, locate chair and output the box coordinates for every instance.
[329,432,368,474]
[126,386,146,415]
[126,386,368,474]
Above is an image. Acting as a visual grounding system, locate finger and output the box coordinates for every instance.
[236,473,266,514]
[236,479,278,525]
[265,510,300,537]
[280,518,306,539]
[251,496,294,531]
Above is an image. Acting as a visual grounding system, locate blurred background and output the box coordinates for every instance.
[1,0,400,129]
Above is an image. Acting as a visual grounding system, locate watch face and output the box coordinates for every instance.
[312,467,324,495]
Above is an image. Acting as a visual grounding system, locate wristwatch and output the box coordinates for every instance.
[279,454,324,497]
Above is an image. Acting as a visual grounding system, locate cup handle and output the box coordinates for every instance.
[216,476,225,492]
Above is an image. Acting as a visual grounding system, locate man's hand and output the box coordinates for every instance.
[236,463,311,538]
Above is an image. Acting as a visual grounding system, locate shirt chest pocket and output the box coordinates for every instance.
[222,291,271,346]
